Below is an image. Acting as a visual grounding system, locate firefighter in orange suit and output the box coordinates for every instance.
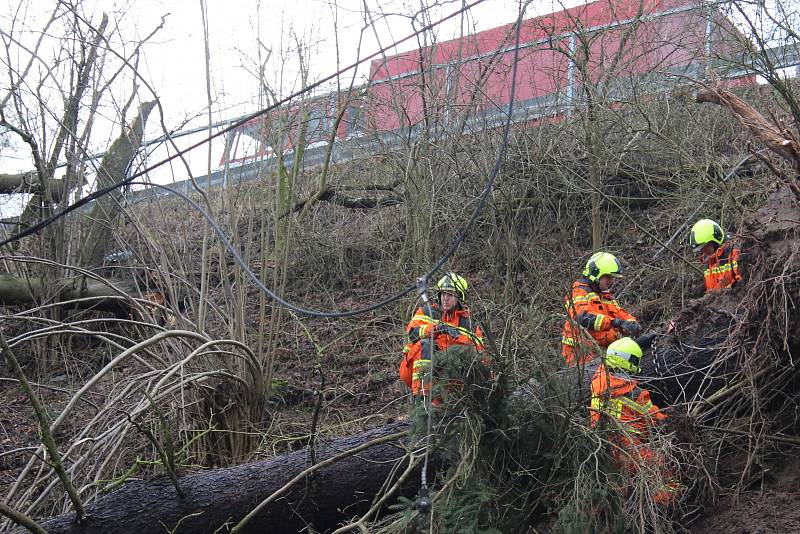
[689,219,742,293]
[561,252,642,366]
[399,273,484,396]
[589,337,681,505]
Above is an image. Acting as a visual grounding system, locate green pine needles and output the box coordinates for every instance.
[380,346,677,533]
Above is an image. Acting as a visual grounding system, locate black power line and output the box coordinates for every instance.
[0,0,490,249]
[4,0,525,319]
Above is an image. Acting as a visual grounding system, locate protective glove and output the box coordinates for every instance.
[626,321,643,336]
[576,311,593,329]
[435,324,462,338]
[612,318,642,336]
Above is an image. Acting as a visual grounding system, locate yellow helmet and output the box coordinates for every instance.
[583,252,623,283]
[689,219,724,251]
[605,337,643,373]
[436,272,468,301]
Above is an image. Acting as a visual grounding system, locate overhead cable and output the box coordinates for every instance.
[0,0,491,249]
[123,1,526,319]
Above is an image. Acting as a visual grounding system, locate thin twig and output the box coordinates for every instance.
[696,424,800,446]
[0,331,86,521]
[0,501,49,534]
[331,453,422,534]
[689,364,774,418]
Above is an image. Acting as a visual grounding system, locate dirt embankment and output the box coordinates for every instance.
[662,183,800,533]
[692,456,800,534]
[642,183,800,406]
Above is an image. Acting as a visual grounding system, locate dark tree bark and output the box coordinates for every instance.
[32,422,415,534]
[290,186,402,215]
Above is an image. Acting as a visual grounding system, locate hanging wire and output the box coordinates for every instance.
[0,0,492,250]
[415,0,526,514]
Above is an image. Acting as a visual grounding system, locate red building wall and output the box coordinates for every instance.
[221,0,752,166]
[366,0,730,133]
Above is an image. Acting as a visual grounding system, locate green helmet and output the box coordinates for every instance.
[583,252,623,283]
[605,337,643,373]
[689,219,724,251]
[437,272,468,301]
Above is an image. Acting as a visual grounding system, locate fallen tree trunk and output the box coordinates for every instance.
[31,422,416,534]
[0,274,138,315]
[0,173,69,203]
[80,100,156,269]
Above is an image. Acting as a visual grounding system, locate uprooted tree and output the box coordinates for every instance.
[24,176,799,533]
[3,0,800,533]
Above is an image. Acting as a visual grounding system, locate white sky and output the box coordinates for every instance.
[130,0,571,121]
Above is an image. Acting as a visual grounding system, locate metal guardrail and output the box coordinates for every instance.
[121,37,800,206]
[716,42,800,77]
[121,93,569,206]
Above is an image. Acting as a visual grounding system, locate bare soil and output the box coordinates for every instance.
[2,180,798,532]
[692,457,800,534]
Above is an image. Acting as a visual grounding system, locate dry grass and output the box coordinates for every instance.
[1,84,797,532]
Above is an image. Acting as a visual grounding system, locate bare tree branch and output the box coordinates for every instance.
[696,86,800,171]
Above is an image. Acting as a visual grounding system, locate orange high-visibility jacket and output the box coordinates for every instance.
[588,362,679,505]
[399,304,484,389]
[589,363,666,435]
[561,277,637,366]
[702,242,742,293]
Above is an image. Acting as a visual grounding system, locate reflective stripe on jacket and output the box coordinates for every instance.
[588,364,680,505]
[589,363,666,435]
[405,305,484,351]
[399,304,484,389]
[561,277,636,366]
[702,242,742,292]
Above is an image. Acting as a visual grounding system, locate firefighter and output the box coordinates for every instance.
[561,252,642,366]
[689,218,742,293]
[399,272,484,397]
[589,337,681,505]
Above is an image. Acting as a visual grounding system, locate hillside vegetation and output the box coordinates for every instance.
[2,75,800,533]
